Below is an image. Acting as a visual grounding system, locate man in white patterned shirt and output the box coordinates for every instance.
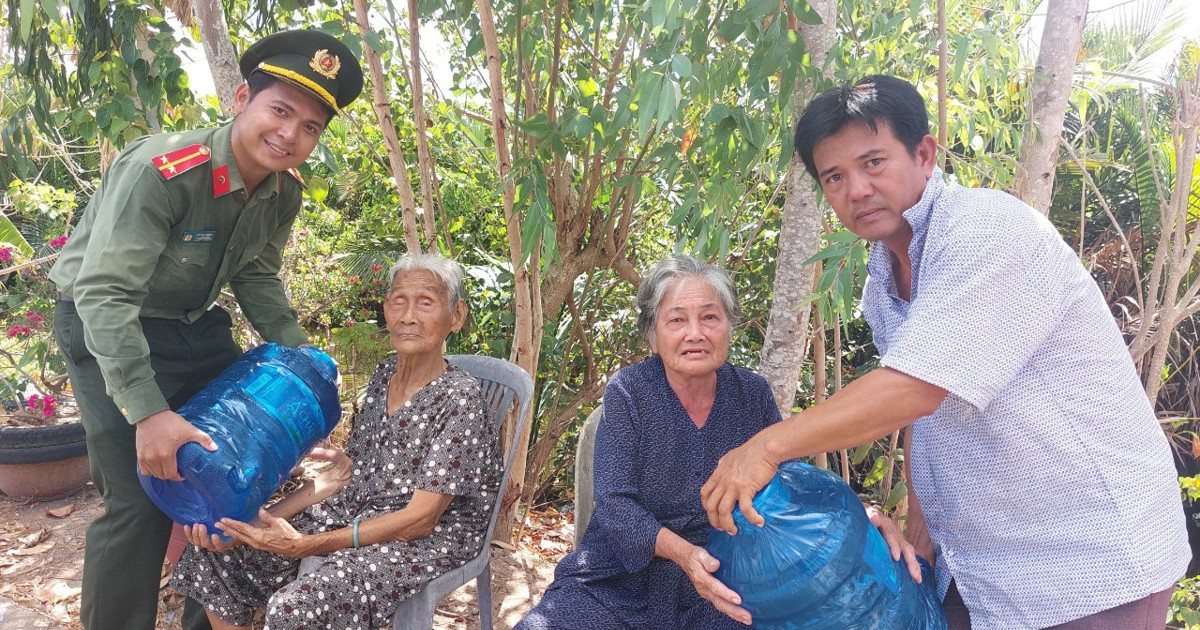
[701,75,1189,629]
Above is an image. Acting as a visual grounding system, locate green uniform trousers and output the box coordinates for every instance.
[54,300,241,630]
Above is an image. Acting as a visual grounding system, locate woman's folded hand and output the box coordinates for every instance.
[680,544,753,625]
[309,447,353,500]
[183,523,238,552]
[218,509,311,558]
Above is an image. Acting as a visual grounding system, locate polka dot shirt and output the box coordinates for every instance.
[862,173,1189,629]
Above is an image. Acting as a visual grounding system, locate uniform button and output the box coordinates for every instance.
[180,257,188,263]
[253,255,260,260]
[120,408,128,415]
[228,246,235,251]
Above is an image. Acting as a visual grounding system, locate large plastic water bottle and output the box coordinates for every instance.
[138,343,341,531]
[706,461,946,630]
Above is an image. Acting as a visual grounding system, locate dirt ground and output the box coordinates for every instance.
[0,484,567,629]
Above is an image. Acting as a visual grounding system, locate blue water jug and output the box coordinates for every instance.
[706,461,946,630]
[138,343,341,531]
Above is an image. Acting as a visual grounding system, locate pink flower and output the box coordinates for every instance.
[26,394,56,417]
[7,325,31,338]
[49,235,68,248]
[371,264,383,272]
[349,275,360,284]
[25,311,44,325]
[0,247,11,261]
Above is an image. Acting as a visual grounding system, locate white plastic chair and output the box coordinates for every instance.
[299,354,533,630]
[572,405,603,548]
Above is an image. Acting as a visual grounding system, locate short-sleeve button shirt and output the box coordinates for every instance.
[862,173,1189,630]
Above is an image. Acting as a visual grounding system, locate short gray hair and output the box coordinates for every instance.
[387,253,467,313]
[636,254,740,345]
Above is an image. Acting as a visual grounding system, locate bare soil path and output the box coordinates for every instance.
[0,486,566,629]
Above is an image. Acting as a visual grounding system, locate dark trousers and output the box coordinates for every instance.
[943,579,1175,630]
[54,301,241,630]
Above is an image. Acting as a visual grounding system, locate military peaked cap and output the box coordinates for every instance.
[239,29,364,112]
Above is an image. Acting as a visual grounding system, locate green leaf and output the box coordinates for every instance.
[883,480,907,511]
[38,0,57,21]
[541,221,559,268]
[516,113,555,138]
[578,77,599,98]
[0,213,35,258]
[649,0,667,30]
[746,0,778,20]
[565,111,593,139]
[96,105,112,128]
[655,77,680,132]
[787,0,824,25]
[851,442,873,465]
[634,72,661,137]
[716,15,746,42]
[307,175,330,203]
[364,30,389,54]
[465,33,484,57]
[671,54,692,79]
[863,456,889,487]
[19,0,35,41]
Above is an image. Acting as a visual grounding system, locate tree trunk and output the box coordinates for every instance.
[188,0,241,113]
[1013,0,1088,215]
[477,0,538,544]
[936,0,947,170]
[759,0,836,417]
[407,0,439,248]
[353,0,422,254]
[1133,70,1200,406]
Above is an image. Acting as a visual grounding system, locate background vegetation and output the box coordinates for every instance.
[1,0,1198,624]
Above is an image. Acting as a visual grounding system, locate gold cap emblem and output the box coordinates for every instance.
[310,49,341,80]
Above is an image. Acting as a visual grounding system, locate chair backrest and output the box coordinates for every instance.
[572,404,603,547]
[445,355,534,542]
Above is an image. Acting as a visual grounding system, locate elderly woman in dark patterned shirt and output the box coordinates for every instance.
[171,253,501,630]
[515,254,773,630]
[517,255,917,630]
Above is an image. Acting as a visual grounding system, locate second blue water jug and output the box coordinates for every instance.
[706,461,946,630]
[138,343,341,531]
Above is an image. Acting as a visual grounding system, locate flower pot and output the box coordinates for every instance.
[0,423,90,500]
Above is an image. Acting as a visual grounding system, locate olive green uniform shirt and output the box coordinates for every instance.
[50,123,309,425]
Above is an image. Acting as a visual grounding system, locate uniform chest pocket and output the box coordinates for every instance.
[162,241,212,268]
[147,241,214,299]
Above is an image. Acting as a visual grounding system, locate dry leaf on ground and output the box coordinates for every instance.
[9,540,56,556]
[45,504,76,518]
[1,555,46,575]
[33,579,80,604]
[17,528,48,547]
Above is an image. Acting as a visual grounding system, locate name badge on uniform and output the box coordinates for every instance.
[181,231,217,243]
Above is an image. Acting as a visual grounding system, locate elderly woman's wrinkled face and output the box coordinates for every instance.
[383,270,466,357]
[650,276,731,380]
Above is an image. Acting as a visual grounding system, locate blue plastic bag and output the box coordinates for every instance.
[706,461,946,629]
[138,343,341,531]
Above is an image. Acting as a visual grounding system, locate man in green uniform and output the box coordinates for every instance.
[49,30,362,630]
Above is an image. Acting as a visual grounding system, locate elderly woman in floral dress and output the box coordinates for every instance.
[171,253,500,630]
